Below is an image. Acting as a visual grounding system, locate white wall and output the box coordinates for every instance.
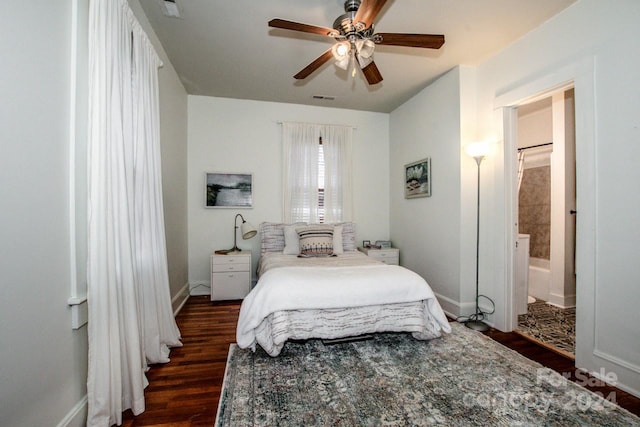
[0,2,87,426]
[188,96,390,291]
[472,0,640,396]
[518,104,552,151]
[389,67,464,315]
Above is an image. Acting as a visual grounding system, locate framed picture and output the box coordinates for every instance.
[375,240,392,248]
[205,172,253,208]
[405,158,431,198]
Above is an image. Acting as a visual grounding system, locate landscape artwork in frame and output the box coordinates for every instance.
[405,158,431,198]
[205,173,253,208]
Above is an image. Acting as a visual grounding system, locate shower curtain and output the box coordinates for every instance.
[86,1,181,425]
[517,150,526,193]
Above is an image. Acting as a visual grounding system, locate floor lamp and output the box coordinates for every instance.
[465,142,491,332]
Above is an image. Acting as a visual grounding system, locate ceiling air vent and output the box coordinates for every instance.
[312,95,336,101]
[161,0,181,18]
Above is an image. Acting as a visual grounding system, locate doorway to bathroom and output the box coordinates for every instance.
[513,88,576,358]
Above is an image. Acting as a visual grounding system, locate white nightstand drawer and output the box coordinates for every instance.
[210,272,250,300]
[211,255,251,268]
[211,252,252,300]
[211,262,250,273]
[375,255,399,265]
[357,247,400,266]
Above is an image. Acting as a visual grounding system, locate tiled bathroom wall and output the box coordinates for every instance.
[519,166,551,259]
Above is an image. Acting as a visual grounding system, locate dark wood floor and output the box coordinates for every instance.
[122,296,640,425]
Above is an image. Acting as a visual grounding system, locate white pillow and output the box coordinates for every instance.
[333,225,343,255]
[283,225,301,255]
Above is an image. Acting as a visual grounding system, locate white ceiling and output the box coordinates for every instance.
[139,0,576,113]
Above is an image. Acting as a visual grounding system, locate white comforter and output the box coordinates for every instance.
[236,255,451,353]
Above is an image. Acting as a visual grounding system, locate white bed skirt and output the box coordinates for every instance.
[251,300,447,356]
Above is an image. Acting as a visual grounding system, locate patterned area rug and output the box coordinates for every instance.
[518,300,576,356]
[216,323,639,426]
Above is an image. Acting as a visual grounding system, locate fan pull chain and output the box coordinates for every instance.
[351,56,357,78]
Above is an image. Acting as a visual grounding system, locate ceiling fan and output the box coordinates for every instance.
[268,0,445,85]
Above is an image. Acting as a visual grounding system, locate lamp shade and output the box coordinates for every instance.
[241,221,257,240]
[332,41,351,60]
[355,39,375,58]
[464,141,493,159]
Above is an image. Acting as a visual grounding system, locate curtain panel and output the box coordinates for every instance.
[87,1,181,425]
[282,122,321,223]
[281,122,353,224]
[321,124,353,223]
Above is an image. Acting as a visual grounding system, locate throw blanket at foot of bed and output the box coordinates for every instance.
[236,264,451,356]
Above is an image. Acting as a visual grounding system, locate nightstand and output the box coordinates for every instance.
[357,247,400,265]
[210,251,251,301]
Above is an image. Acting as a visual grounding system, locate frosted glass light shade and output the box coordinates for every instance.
[464,141,493,159]
[355,39,375,58]
[335,55,351,70]
[332,41,351,60]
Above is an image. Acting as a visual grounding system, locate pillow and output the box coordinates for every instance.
[259,222,286,254]
[296,225,334,257]
[283,225,301,255]
[332,222,356,251]
[332,225,344,255]
[259,222,306,255]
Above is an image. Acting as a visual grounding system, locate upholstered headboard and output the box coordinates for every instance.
[259,221,356,255]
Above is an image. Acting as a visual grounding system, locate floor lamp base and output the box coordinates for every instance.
[465,320,490,332]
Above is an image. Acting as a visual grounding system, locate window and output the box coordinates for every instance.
[282,122,353,224]
[318,138,325,222]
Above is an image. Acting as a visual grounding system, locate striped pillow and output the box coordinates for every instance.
[259,222,306,255]
[335,222,356,251]
[296,225,334,257]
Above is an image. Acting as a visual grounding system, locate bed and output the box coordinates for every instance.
[236,222,451,356]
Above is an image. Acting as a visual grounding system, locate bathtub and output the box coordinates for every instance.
[528,257,551,301]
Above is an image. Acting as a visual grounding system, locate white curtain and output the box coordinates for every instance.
[321,125,353,223]
[87,1,181,426]
[282,122,352,223]
[282,122,321,223]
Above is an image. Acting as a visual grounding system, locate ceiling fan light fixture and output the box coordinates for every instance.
[335,55,351,70]
[268,0,445,85]
[355,39,375,58]
[356,53,373,68]
[332,41,351,60]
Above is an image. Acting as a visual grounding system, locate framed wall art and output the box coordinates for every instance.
[205,172,253,208]
[405,158,431,198]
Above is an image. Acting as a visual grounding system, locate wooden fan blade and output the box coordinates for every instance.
[353,0,388,30]
[269,18,338,37]
[294,49,334,80]
[375,33,445,49]
[360,60,383,85]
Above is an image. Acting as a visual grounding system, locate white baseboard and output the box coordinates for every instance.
[547,292,576,309]
[434,293,464,319]
[172,282,190,315]
[189,281,211,296]
[434,293,496,327]
[56,395,87,427]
